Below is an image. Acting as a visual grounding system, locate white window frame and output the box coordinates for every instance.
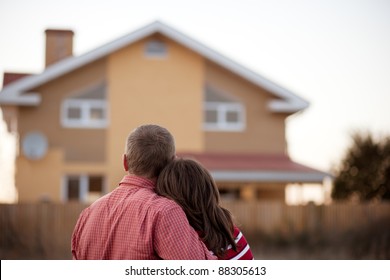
[61,175,88,203]
[203,102,245,131]
[61,99,108,128]
[61,174,106,203]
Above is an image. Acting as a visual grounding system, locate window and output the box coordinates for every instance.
[145,40,167,57]
[62,175,105,203]
[61,84,108,128]
[203,85,245,131]
[62,99,107,128]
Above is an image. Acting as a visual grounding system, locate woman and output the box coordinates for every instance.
[156,158,254,260]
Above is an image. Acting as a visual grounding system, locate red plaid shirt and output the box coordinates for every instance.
[71,175,216,260]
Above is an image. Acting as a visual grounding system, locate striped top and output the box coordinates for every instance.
[221,226,254,260]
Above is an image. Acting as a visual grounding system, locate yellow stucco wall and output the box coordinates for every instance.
[16,149,63,202]
[16,59,107,202]
[106,34,205,190]
[16,149,107,202]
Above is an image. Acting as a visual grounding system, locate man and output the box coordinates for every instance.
[71,124,215,259]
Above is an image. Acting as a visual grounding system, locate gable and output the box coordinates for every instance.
[203,61,287,153]
[106,32,205,153]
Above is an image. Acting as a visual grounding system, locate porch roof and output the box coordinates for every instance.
[177,152,330,183]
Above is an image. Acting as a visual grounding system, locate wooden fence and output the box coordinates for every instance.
[0,202,85,260]
[1,201,390,259]
[222,201,390,238]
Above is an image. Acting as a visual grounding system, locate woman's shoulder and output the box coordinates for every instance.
[233,226,241,238]
[233,226,248,246]
[224,225,254,260]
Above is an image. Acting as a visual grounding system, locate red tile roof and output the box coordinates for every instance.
[2,72,31,87]
[176,152,330,183]
[177,152,323,173]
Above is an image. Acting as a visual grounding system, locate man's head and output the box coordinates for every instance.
[124,124,176,180]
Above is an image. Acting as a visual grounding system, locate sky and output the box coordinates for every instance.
[1,0,390,178]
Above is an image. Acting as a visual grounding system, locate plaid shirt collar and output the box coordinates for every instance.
[119,175,156,191]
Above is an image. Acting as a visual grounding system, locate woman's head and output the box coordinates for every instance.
[156,158,236,258]
[157,158,219,216]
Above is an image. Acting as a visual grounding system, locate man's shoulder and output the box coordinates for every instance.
[88,185,182,215]
[119,186,182,212]
[150,193,182,211]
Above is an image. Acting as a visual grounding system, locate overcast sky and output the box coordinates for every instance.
[1,0,390,173]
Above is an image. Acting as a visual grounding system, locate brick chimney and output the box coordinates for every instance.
[45,29,74,67]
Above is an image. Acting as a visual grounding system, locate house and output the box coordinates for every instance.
[0,21,328,203]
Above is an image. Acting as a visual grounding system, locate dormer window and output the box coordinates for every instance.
[203,85,245,131]
[145,40,167,58]
[61,83,108,128]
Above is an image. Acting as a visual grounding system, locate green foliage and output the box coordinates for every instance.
[332,132,390,201]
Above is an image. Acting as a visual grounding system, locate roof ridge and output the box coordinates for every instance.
[0,20,308,113]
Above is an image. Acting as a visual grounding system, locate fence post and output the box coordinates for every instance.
[306,202,322,238]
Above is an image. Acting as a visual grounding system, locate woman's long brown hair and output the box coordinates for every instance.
[156,158,237,258]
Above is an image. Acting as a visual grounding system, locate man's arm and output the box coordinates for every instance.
[71,208,89,260]
[71,215,81,260]
[153,204,216,260]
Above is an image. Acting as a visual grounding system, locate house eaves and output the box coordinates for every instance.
[0,20,309,113]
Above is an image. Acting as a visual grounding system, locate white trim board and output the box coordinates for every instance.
[211,170,329,183]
